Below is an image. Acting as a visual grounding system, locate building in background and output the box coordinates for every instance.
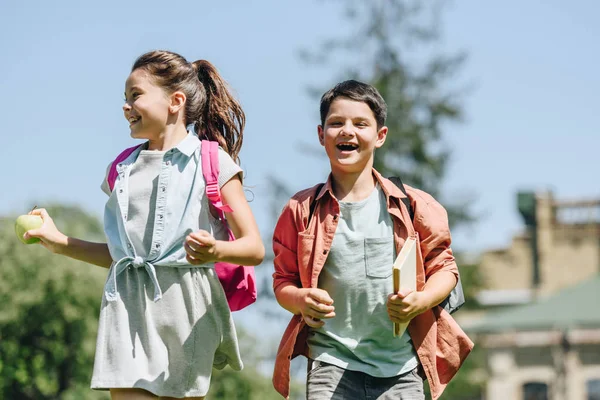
[464,192,600,400]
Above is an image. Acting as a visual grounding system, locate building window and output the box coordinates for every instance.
[588,379,600,400]
[523,382,548,400]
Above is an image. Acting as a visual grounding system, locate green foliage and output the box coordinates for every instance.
[0,204,108,400]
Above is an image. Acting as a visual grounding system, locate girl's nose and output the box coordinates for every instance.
[123,102,131,112]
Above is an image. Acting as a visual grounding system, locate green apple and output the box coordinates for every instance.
[15,215,43,244]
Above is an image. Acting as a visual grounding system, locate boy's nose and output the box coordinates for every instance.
[340,124,354,136]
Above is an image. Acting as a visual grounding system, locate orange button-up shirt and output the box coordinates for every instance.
[272,170,474,400]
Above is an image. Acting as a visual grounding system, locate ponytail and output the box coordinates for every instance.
[192,60,245,163]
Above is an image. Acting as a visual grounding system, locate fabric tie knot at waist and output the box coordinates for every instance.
[132,256,145,268]
[105,255,163,302]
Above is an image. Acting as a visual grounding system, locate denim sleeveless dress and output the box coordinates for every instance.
[91,133,244,398]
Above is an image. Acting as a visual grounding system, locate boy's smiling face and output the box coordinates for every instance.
[318,97,387,174]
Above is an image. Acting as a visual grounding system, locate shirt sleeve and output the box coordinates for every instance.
[100,161,112,196]
[217,147,243,188]
[409,188,459,282]
[272,200,302,292]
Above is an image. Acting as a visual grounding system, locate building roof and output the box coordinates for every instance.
[466,274,600,333]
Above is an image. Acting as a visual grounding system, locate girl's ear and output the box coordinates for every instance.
[169,91,186,114]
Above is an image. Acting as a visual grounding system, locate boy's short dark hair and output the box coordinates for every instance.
[319,80,388,128]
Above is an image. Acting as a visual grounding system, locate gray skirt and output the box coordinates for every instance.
[91,264,243,398]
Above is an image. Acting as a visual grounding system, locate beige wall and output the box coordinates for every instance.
[485,342,600,400]
[480,236,532,291]
[479,192,600,297]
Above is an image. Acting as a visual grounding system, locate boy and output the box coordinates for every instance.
[271,80,473,400]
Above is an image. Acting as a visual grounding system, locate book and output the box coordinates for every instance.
[392,236,417,337]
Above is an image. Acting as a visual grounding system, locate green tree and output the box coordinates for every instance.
[0,205,109,400]
[293,0,475,227]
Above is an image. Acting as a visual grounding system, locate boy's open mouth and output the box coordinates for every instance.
[336,143,358,151]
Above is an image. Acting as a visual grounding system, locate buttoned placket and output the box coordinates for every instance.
[104,159,164,302]
[147,150,173,260]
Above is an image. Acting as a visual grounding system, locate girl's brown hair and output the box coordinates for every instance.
[132,50,245,163]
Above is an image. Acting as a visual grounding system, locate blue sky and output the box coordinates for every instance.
[1,0,598,258]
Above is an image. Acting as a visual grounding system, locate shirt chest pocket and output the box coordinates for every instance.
[364,237,395,279]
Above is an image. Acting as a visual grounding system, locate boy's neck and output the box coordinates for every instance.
[330,166,376,203]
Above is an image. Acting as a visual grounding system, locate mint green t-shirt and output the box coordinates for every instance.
[307,184,419,377]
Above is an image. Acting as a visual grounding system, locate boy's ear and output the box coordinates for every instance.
[169,91,186,114]
[375,126,388,148]
[317,125,325,146]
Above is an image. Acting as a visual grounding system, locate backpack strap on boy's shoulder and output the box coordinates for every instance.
[107,144,143,192]
[308,183,325,224]
[388,176,414,221]
[389,175,465,314]
[201,140,233,214]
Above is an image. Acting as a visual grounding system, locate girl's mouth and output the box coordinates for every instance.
[128,116,141,126]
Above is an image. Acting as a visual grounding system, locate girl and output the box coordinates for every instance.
[24,50,265,400]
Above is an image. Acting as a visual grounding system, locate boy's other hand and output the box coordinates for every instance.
[296,288,335,328]
[387,288,428,324]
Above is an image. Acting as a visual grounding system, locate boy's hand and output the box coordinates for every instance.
[296,288,336,328]
[185,230,219,264]
[387,288,428,324]
[24,208,68,254]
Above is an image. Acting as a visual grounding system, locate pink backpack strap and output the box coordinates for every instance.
[107,145,142,192]
[201,140,234,217]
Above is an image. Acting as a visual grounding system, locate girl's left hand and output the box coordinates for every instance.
[185,230,219,264]
[387,289,429,324]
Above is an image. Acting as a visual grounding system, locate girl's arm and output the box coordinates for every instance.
[24,208,113,268]
[186,175,265,266]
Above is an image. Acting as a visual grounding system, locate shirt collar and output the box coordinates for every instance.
[372,169,408,200]
[316,168,408,201]
[173,131,200,157]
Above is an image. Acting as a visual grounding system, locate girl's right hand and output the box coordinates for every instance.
[24,208,68,254]
[296,288,336,328]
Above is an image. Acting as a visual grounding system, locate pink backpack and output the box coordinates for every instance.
[107,140,257,312]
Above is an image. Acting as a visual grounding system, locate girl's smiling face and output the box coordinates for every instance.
[122,69,172,140]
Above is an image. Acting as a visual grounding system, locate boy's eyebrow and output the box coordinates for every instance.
[326,114,371,122]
